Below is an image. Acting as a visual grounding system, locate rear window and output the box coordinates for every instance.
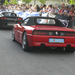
[2,12,17,17]
[36,18,56,25]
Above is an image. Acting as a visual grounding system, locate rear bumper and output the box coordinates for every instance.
[31,42,75,47]
[27,34,75,47]
[0,20,21,28]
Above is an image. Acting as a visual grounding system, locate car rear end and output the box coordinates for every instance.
[0,16,22,28]
[26,17,75,48]
[0,12,23,28]
[29,29,75,48]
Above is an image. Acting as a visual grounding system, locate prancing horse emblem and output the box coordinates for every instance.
[55,31,58,35]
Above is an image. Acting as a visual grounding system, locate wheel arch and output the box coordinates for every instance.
[22,30,26,39]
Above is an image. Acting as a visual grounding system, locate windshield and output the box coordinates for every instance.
[37,18,56,25]
[2,12,17,17]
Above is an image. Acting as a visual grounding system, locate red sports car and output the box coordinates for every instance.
[12,16,75,52]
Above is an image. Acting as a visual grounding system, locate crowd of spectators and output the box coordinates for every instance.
[0,3,75,17]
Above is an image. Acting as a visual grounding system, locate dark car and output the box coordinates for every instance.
[0,11,23,28]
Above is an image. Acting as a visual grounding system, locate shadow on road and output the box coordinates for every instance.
[11,40,75,57]
[26,47,73,54]
[12,41,75,54]
[0,27,12,30]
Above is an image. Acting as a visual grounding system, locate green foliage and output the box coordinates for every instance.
[3,0,9,5]
[9,0,17,5]
[39,0,47,4]
[22,0,32,4]
[68,0,75,5]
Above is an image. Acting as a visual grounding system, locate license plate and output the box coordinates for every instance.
[49,38,64,43]
[8,23,15,25]
[7,18,17,20]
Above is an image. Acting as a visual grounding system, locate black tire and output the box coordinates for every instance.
[0,25,1,29]
[12,28,15,41]
[22,32,30,51]
[0,23,2,28]
[65,47,75,53]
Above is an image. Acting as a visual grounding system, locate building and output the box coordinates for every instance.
[18,0,68,5]
[0,0,68,5]
[31,0,68,5]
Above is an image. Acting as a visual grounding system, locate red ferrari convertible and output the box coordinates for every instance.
[12,16,75,52]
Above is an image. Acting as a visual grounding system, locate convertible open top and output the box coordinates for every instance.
[24,16,65,27]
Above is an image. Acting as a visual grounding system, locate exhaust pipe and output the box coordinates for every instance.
[66,44,71,48]
[40,43,45,47]
[40,44,45,49]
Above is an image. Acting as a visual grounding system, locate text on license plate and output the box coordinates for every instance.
[49,38,64,43]
[8,23,16,25]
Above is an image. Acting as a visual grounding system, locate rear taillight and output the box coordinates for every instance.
[71,33,75,36]
[4,17,6,19]
[17,18,19,20]
[65,33,70,36]
[1,17,3,19]
[20,18,22,20]
[1,17,6,19]
[61,32,75,36]
[70,33,75,36]
[32,30,75,37]
[33,31,48,35]
[17,18,22,20]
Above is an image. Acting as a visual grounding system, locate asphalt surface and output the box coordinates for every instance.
[0,29,75,75]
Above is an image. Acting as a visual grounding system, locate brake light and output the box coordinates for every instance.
[1,17,6,19]
[20,18,22,20]
[33,31,48,35]
[1,17,3,19]
[70,33,75,36]
[17,18,22,20]
[65,33,70,36]
[17,18,19,20]
[64,33,75,36]
[4,17,6,19]
[33,30,75,37]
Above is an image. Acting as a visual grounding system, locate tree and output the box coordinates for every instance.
[9,0,17,5]
[22,0,32,4]
[39,0,47,4]
[0,0,5,5]
[3,0,9,5]
[68,0,75,5]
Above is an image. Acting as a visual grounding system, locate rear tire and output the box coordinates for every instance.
[22,32,30,51]
[12,28,15,41]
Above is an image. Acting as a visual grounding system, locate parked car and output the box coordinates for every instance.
[0,11,23,28]
[12,16,75,52]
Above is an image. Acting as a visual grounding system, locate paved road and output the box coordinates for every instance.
[0,29,75,75]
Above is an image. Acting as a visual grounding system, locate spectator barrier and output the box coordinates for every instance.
[43,12,73,28]
[14,11,75,29]
[73,18,75,29]
[0,9,74,28]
